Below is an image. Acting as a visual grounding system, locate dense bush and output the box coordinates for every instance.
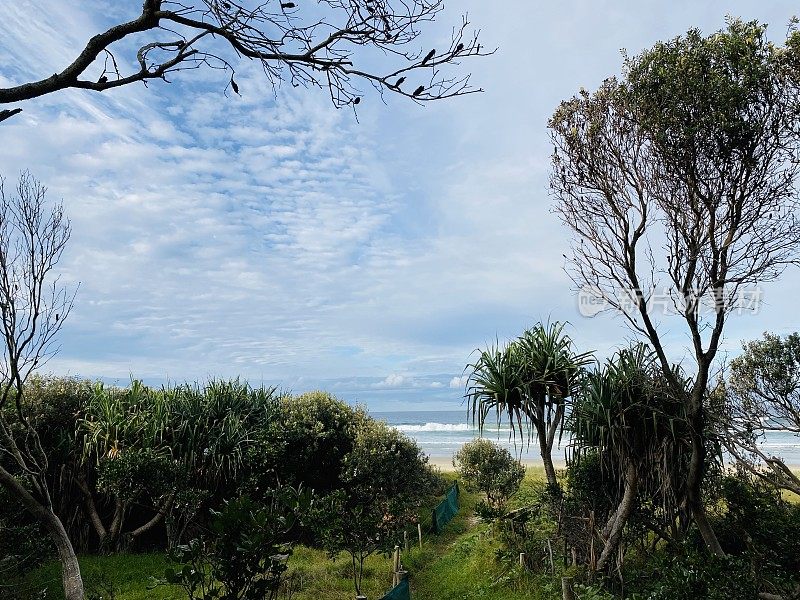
[312,418,440,596]
[640,550,760,600]
[564,451,615,519]
[711,474,800,589]
[0,486,53,575]
[3,377,439,583]
[453,438,525,510]
[74,379,282,551]
[163,486,311,600]
[246,391,367,497]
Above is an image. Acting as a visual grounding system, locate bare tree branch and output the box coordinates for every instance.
[0,171,82,599]
[0,1,491,123]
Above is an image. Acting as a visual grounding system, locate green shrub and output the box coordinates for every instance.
[453,438,525,509]
[247,391,367,496]
[712,473,800,586]
[162,486,311,600]
[642,550,759,600]
[573,583,615,600]
[312,419,438,596]
[494,480,559,574]
[0,485,52,574]
[565,451,615,519]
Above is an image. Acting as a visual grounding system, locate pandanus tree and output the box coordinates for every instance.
[77,379,280,552]
[568,345,691,571]
[466,321,592,489]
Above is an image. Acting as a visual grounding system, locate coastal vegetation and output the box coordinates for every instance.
[1,378,442,599]
[3,11,800,600]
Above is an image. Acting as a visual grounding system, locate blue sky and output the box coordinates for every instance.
[1,1,799,410]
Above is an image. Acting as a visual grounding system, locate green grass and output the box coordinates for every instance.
[15,469,555,600]
[14,553,185,600]
[18,465,798,600]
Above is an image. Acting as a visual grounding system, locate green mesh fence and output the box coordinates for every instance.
[431,481,459,534]
[379,577,410,600]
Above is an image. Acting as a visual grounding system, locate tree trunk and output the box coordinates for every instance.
[128,491,176,544]
[45,510,85,600]
[540,442,558,489]
[76,476,108,545]
[685,394,724,556]
[596,463,638,571]
[538,423,559,489]
[540,402,565,490]
[0,466,85,600]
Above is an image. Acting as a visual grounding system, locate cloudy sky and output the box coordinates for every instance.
[1,1,799,410]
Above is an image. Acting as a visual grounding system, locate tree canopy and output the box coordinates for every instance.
[550,19,800,555]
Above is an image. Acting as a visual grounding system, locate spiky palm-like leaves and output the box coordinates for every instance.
[567,344,690,570]
[466,321,592,488]
[77,379,281,551]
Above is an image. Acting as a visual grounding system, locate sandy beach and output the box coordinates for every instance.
[428,455,568,471]
[428,455,799,472]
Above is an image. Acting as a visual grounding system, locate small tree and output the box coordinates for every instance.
[0,0,489,124]
[253,391,367,496]
[0,172,80,599]
[720,332,800,496]
[164,486,311,600]
[466,321,591,489]
[567,345,690,571]
[550,20,800,554]
[314,419,437,597]
[453,438,524,510]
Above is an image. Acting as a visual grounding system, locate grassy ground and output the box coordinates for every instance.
[23,466,796,600]
[15,471,551,600]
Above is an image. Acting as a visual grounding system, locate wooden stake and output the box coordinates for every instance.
[561,577,575,600]
[404,530,409,553]
[417,523,423,548]
[589,510,596,570]
[547,538,554,573]
[519,552,525,567]
[392,545,400,586]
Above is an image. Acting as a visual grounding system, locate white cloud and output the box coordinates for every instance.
[449,376,469,389]
[374,374,408,388]
[3,1,800,411]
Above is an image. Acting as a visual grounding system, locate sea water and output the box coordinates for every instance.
[372,409,800,465]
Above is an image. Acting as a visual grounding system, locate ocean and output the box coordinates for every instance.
[372,409,800,466]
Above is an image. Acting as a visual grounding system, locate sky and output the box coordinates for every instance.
[1,1,799,411]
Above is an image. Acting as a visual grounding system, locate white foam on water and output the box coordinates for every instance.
[395,422,472,432]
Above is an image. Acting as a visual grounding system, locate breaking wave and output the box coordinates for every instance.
[395,422,473,432]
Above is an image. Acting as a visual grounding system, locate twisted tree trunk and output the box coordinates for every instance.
[596,463,638,571]
[686,383,724,556]
[0,466,84,600]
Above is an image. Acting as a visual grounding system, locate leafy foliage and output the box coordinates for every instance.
[75,379,282,550]
[721,332,800,495]
[711,474,800,589]
[641,550,760,600]
[312,419,438,595]
[247,391,367,497]
[453,439,525,510]
[163,487,311,600]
